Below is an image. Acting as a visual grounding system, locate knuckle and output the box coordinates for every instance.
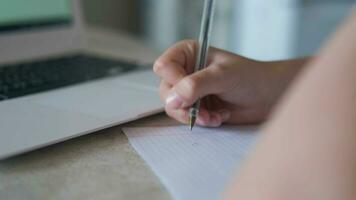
[179,77,198,100]
[180,40,197,54]
[179,39,195,45]
[209,64,226,76]
[206,64,229,85]
[153,59,167,75]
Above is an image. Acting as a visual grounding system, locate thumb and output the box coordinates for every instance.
[168,65,226,108]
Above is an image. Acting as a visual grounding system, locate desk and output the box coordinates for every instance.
[0,28,174,200]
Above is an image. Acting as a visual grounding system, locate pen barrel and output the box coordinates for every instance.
[194,0,216,72]
[189,0,216,126]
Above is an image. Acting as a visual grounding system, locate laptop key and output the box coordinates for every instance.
[0,54,142,101]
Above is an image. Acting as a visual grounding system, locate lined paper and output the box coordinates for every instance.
[122,126,259,200]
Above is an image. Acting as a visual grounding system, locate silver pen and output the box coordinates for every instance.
[189,0,216,130]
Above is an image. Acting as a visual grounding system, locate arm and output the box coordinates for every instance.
[267,57,311,85]
[226,11,356,200]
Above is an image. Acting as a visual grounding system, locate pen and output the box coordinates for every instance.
[189,0,216,130]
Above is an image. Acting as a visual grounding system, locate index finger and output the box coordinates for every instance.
[153,40,197,85]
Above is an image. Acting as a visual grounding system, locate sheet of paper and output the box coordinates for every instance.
[122,126,259,200]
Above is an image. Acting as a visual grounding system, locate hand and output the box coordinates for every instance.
[154,40,303,127]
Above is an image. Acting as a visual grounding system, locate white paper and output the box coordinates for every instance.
[122,126,259,200]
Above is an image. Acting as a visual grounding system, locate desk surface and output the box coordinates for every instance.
[0,28,174,200]
[0,114,175,200]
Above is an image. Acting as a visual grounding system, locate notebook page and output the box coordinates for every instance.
[122,126,259,200]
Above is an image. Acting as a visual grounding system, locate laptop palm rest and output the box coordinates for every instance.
[0,70,163,159]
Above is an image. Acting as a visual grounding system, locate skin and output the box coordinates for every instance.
[225,11,356,200]
[154,8,356,200]
[153,41,309,127]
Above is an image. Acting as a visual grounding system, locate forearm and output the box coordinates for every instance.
[266,57,312,105]
[268,57,312,82]
[226,11,356,200]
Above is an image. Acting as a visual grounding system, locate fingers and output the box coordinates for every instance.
[198,108,231,127]
[154,60,186,85]
[153,40,197,85]
[173,65,227,108]
[160,81,231,127]
[165,108,190,125]
[155,40,228,109]
[159,80,171,101]
[165,105,231,127]
[155,40,232,127]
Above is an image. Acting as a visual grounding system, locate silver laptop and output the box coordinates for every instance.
[0,0,163,159]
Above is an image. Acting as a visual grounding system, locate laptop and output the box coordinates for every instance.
[0,0,164,159]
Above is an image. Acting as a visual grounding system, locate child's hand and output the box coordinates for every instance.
[154,40,302,127]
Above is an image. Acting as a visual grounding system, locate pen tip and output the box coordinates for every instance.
[189,116,196,131]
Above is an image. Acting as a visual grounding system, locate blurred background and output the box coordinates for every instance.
[82,0,355,61]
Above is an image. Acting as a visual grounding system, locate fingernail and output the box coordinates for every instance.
[219,110,231,122]
[166,92,183,109]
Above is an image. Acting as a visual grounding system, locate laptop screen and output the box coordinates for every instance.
[0,0,72,32]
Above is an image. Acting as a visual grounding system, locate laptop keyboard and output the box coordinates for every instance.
[0,54,142,101]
